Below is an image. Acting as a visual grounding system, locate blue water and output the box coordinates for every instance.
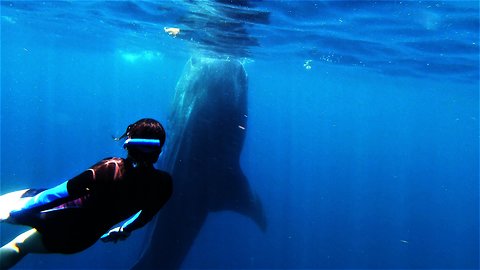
[1,1,478,269]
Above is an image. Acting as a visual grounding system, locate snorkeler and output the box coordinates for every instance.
[0,118,172,269]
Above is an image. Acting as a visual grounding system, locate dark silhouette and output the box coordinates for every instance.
[133,58,266,269]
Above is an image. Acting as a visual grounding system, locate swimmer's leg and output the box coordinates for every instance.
[0,189,31,221]
[0,189,45,222]
[0,229,49,269]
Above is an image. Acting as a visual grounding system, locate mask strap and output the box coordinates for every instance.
[123,138,161,149]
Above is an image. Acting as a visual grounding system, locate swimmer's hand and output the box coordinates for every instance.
[101,226,131,243]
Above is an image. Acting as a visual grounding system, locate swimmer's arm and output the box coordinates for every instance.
[121,176,173,233]
[100,210,153,243]
[121,210,155,233]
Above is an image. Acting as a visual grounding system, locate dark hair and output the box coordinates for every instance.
[117,118,166,164]
[117,118,166,148]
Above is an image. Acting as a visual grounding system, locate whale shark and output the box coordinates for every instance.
[132,57,267,269]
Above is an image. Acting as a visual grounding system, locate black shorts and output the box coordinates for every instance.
[35,208,105,254]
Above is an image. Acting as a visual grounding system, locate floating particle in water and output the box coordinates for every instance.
[2,16,16,24]
[164,27,180,37]
[303,59,312,70]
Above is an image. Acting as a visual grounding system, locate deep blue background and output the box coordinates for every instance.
[1,2,479,269]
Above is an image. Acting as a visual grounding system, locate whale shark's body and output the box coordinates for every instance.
[133,58,266,269]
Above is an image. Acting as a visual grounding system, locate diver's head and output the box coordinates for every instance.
[120,118,166,165]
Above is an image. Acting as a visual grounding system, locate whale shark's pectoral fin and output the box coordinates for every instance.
[211,168,267,232]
